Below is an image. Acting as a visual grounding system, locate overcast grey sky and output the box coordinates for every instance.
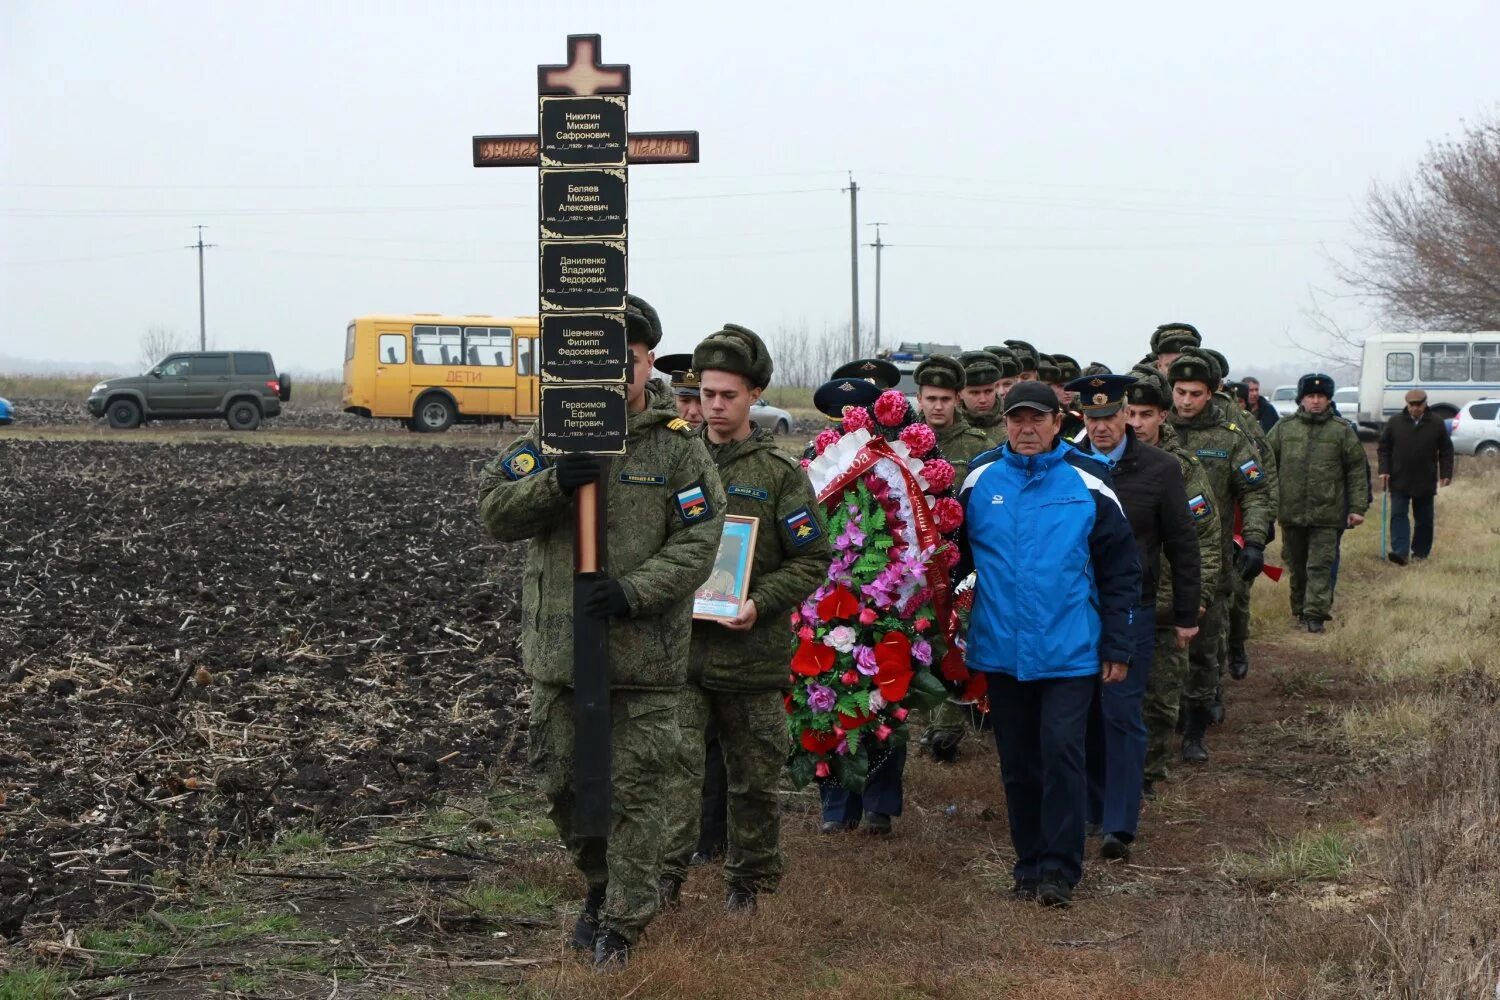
[3,0,1498,376]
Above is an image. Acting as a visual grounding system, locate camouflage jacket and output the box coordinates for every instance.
[1168,405,1276,550]
[931,414,993,485]
[691,426,830,692]
[961,404,1008,448]
[477,406,726,690]
[1156,423,1223,615]
[1266,408,1370,527]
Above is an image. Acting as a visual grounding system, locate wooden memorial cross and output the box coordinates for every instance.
[473,34,699,839]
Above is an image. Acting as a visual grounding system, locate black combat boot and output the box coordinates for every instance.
[1181,708,1209,764]
[1142,779,1158,800]
[1036,869,1072,908]
[592,928,630,971]
[1009,876,1038,901]
[1100,832,1131,861]
[1229,643,1250,680]
[658,875,682,910]
[929,730,961,764]
[1305,618,1325,634]
[726,885,757,914]
[569,884,607,951]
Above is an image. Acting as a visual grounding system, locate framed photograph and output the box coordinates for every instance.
[693,515,759,622]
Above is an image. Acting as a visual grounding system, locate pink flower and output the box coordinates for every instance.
[914,617,931,633]
[798,625,814,641]
[921,458,955,494]
[841,406,873,433]
[814,761,830,778]
[892,707,909,722]
[859,607,877,625]
[840,669,859,686]
[814,427,841,455]
[874,390,907,427]
[799,457,811,470]
[933,497,963,533]
[899,422,936,457]
[823,625,857,653]
[868,690,886,712]
[875,724,893,741]
[853,645,878,675]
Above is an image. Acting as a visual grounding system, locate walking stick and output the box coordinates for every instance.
[1380,487,1388,560]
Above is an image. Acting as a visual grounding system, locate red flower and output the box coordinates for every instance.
[874,390,908,427]
[801,728,842,754]
[814,761,830,778]
[939,645,968,682]
[840,669,859,686]
[933,497,963,533]
[838,708,872,731]
[875,724,893,741]
[814,427,841,455]
[816,585,860,622]
[783,692,794,712]
[859,607,877,625]
[842,407,873,433]
[875,631,914,702]
[921,458,955,494]
[914,617,931,632]
[899,422,937,458]
[792,638,835,677]
[892,707,910,722]
[962,671,989,703]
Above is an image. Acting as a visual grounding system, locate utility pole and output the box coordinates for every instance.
[843,174,860,360]
[186,225,217,350]
[866,222,886,351]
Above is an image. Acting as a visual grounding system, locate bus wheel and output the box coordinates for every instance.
[413,395,456,433]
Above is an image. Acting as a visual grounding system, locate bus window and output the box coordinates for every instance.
[1419,342,1468,381]
[517,337,534,376]
[1473,343,1500,381]
[1386,352,1414,382]
[379,333,407,365]
[464,327,513,366]
[413,326,461,365]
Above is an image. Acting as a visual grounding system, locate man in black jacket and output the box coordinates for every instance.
[1243,378,1279,434]
[1068,374,1201,862]
[1377,389,1455,564]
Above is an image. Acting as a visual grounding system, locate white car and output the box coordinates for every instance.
[1448,398,1500,458]
[1270,384,1298,418]
[751,398,794,435]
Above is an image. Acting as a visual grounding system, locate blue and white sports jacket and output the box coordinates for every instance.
[956,440,1142,680]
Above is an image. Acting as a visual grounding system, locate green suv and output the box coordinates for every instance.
[87,351,292,430]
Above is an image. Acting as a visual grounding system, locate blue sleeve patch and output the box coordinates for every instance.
[501,443,545,481]
[1238,458,1264,482]
[727,484,770,502]
[1188,492,1213,521]
[674,481,713,523]
[619,471,666,486]
[783,506,821,546]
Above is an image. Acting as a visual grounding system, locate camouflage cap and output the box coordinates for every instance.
[914,355,965,392]
[1036,353,1063,384]
[1150,322,1202,355]
[983,345,1015,360]
[1126,374,1169,409]
[1182,347,1222,386]
[1167,351,1217,388]
[1052,353,1082,381]
[1082,361,1112,377]
[1201,347,1230,380]
[693,323,774,389]
[625,294,663,348]
[1004,340,1039,372]
[957,350,1004,386]
[1227,379,1250,404]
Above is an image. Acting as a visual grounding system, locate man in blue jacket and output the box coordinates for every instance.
[957,380,1142,907]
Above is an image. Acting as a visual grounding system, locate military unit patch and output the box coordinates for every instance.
[727,484,770,501]
[1238,458,1263,482]
[619,471,666,486]
[501,443,545,481]
[675,481,712,523]
[1188,493,1213,521]
[784,507,821,546]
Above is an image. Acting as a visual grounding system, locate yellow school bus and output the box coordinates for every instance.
[341,314,540,432]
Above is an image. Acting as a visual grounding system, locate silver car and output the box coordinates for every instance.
[1449,398,1500,458]
[751,398,794,435]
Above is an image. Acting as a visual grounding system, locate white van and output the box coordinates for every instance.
[1356,331,1500,429]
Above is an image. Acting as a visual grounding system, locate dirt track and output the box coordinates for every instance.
[0,438,525,932]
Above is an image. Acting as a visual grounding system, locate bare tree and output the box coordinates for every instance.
[1339,111,1500,331]
[138,327,185,371]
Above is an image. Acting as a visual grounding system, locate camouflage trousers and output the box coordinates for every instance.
[1281,525,1343,622]
[1143,624,1189,782]
[1184,582,1230,712]
[528,682,679,944]
[661,684,786,891]
[924,699,969,739]
[1229,567,1254,651]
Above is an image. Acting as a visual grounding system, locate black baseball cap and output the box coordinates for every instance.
[1002,380,1061,415]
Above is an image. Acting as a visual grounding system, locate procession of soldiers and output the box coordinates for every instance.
[475,297,1453,970]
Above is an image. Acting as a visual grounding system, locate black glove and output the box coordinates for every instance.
[582,578,632,618]
[556,453,604,495]
[1239,543,1265,582]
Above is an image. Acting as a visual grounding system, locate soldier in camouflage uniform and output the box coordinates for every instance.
[983,345,1020,398]
[1151,323,1201,378]
[1167,353,1274,764]
[659,325,830,913]
[1123,376,1222,792]
[477,296,726,969]
[1266,374,1370,633]
[911,355,990,763]
[1003,339,1041,381]
[958,350,1012,448]
[1039,354,1086,442]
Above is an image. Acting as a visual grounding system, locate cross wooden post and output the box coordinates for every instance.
[474,34,699,839]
